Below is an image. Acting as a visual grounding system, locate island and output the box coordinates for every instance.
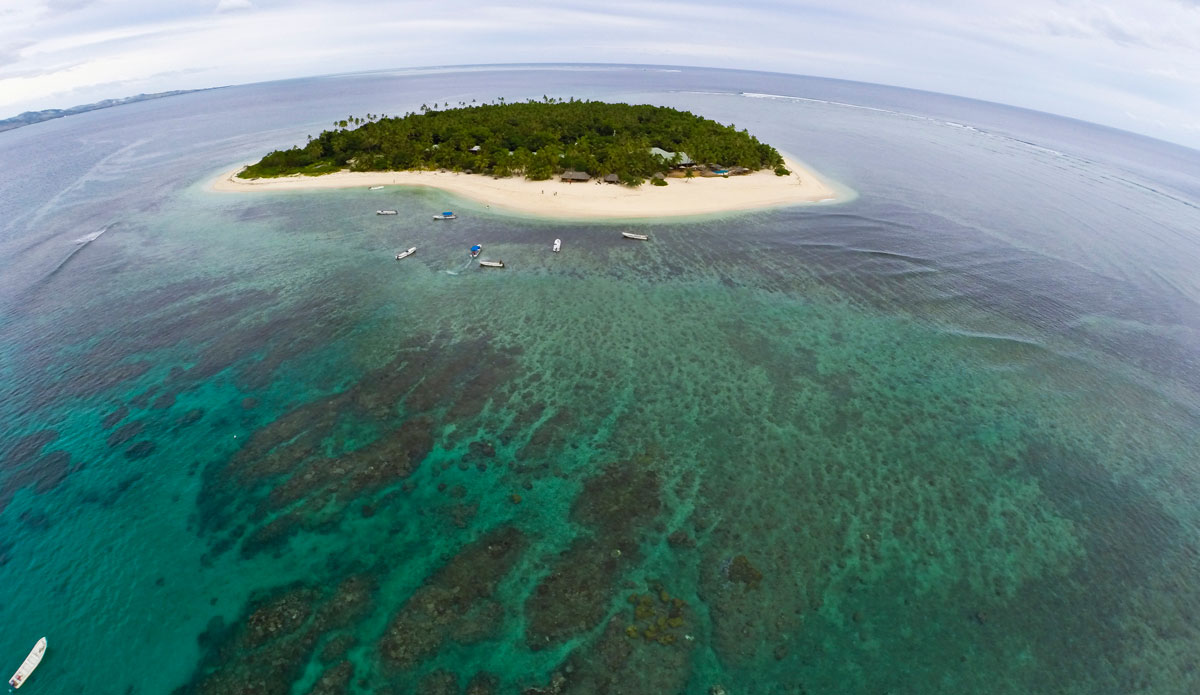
[213,99,843,217]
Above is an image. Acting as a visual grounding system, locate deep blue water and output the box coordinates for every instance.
[1,65,1199,695]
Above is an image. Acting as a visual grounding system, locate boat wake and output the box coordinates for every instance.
[43,223,113,280]
[74,225,111,245]
[444,257,474,275]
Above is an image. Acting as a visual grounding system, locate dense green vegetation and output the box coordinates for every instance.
[239,98,786,185]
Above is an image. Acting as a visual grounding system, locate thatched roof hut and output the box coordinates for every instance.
[561,170,591,182]
[603,173,620,184]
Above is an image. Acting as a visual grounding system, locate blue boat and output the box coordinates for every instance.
[469,244,482,258]
[433,211,457,220]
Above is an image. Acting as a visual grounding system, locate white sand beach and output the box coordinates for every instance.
[210,157,842,218]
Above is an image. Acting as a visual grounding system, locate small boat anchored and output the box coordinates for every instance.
[621,232,649,241]
[433,212,457,220]
[8,637,47,689]
[552,238,561,253]
[376,210,398,215]
[480,260,505,268]
[395,247,416,260]
[368,185,384,190]
[469,244,482,259]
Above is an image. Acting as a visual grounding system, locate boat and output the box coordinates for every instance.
[480,260,505,268]
[433,212,457,220]
[469,244,482,259]
[368,185,384,190]
[376,210,398,215]
[395,247,416,260]
[552,238,561,253]
[621,232,649,241]
[8,638,47,689]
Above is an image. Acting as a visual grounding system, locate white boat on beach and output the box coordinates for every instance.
[621,232,649,241]
[368,185,384,190]
[479,260,505,268]
[433,212,457,220]
[376,210,398,215]
[8,637,47,689]
[395,247,416,260]
[552,238,561,252]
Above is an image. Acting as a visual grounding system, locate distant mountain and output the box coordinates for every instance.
[0,89,214,133]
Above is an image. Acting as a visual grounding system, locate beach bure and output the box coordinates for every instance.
[238,98,787,186]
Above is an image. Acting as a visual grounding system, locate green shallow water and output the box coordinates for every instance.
[2,67,1200,695]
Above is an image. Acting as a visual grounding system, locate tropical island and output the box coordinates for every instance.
[214,99,843,217]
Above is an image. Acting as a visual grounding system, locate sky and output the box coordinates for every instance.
[2,0,1199,149]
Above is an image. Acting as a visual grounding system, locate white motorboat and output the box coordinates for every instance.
[376,210,398,215]
[479,260,505,268]
[395,247,416,260]
[8,637,47,689]
[368,185,384,190]
[433,212,457,220]
[621,232,649,241]
[552,238,561,253]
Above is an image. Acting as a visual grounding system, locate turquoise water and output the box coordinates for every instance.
[2,66,1199,694]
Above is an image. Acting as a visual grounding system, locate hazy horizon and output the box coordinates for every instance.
[3,0,1198,149]
[5,62,1199,156]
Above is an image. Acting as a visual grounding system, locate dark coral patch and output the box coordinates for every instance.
[199,333,520,559]
[727,555,763,589]
[379,527,526,669]
[107,420,144,448]
[124,440,157,460]
[32,451,72,493]
[522,614,695,695]
[1,430,58,470]
[0,449,75,513]
[102,405,129,429]
[178,408,205,426]
[178,575,375,695]
[304,661,353,695]
[464,672,499,695]
[525,458,664,647]
[525,538,627,648]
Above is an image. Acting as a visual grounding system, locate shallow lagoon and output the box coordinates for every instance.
[1,66,1199,694]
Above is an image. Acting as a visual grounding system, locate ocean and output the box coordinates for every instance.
[1,64,1199,695]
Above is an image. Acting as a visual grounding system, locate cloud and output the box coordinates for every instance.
[45,0,96,10]
[0,39,35,67]
[0,0,1197,148]
[215,0,252,12]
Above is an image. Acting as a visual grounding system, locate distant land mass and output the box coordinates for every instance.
[0,88,213,133]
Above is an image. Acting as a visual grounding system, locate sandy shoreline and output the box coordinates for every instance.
[209,157,843,219]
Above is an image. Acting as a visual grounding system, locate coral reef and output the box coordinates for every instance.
[1,430,58,469]
[102,405,129,428]
[522,614,695,695]
[177,575,375,695]
[106,420,144,447]
[379,526,526,669]
[0,448,77,514]
[524,459,662,647]
[303,661,353,695]
[624,581,689,646]
[197,333,522,559]
[317,634,356,664]
[727,555,763,589]
[416,669,459,695]
[464,672,499,695]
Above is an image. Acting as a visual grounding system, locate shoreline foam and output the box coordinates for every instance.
[209,157,844,219]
